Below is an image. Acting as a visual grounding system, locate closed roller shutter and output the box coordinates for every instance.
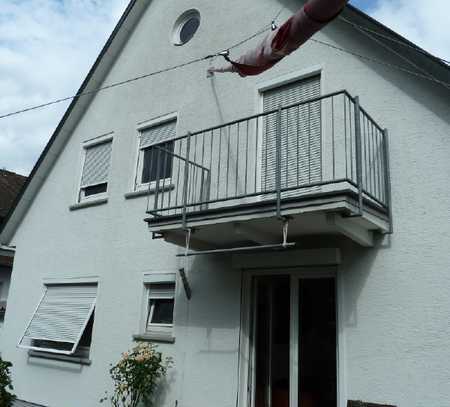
[19,284,97,355]
[262,75,321,196]
[140,120,176,148]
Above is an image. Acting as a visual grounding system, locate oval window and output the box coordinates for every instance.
[172,10,200,46]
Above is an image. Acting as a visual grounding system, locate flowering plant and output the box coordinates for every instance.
[0,357,16,407]
[101,342,172,407]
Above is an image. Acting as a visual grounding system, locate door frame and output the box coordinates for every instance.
[237,266,346,407]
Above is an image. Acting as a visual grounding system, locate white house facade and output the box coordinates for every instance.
[1,1,449,407]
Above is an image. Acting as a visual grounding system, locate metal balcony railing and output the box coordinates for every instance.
[145,90,392,229]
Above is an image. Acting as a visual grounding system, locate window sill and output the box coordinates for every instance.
[69,197,108,211]
[124,184,175,200]
[132,332,175,344]
[28,350,91,366]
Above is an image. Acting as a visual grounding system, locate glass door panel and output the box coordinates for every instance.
[298,278,337,407]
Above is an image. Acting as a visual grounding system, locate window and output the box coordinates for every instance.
[146,283,175,333]
[172,10,200,45]
[18,284,97,359]
[136,119,176,191]
[141,140,175,184]
[79,138,112,201]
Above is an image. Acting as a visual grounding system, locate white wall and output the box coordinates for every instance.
[2,0,450,406]
[0,266,12,351]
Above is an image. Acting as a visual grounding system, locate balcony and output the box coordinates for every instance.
[144,91,392,249]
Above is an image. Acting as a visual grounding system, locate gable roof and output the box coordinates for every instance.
[0,170,26,223]
[0,1,448,244]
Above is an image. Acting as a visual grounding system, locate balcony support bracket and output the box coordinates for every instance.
[327,213,374,247]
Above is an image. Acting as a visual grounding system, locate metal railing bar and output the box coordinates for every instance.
[152,145,210,172]
[226,125,231,198]
[254,116,259,194]
[216,127,222,201]
[149,177,357,213]
[236,122,240,197]
[245,120,249,195]
[332,96,335,180]
[344,95,348,179]
[359,107,384,133]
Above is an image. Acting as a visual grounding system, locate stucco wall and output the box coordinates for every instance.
[2,0,450,406]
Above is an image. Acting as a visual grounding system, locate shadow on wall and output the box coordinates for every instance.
[339,234,390,330]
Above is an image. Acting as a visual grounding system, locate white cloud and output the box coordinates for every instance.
[0,0,128,175]
[370,0,450,62]
[0,0,448,175]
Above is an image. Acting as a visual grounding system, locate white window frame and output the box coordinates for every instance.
[237,267,346,407]
[146,287,175,331]
[139,273,176,338]
[134,113,178,192]
[77,133,113,203]
[18,282,97,356]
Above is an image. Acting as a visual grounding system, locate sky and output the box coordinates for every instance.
[0,0,449,176]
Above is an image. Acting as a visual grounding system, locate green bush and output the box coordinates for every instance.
[0,357,16,407]
[101,343,172,407]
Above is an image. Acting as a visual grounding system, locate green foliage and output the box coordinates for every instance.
[101,343,172,407]
[0,357,16,407]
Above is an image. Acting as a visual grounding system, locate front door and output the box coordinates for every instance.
[249,274,337,407]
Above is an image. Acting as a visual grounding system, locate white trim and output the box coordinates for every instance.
[238,267,340,407]
[82,133,114,149]
[136,112,178,132]
[143,272,176,284]
[42,276,100,285]
[171,9,201,46]
[76,134,114,203]
[336,266,347,407]
[133,112,178,192]
[18,282,98,355]
[255,65,323,94]
[137,275,176,339]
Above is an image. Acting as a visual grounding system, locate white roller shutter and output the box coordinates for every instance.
[262,75,321,195]
[19,284,97,355]
[140,120,176,148]
[148,283,175,299]
[81,141,112,188]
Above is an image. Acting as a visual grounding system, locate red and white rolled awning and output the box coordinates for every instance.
[209,0,348,77]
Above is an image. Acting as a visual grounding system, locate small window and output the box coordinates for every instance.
[142,140,175,184]
[146,283,175,333]
[79,139,112,201]
[136,119,176,191]
[172,10,200,45]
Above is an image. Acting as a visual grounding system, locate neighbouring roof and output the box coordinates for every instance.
[0,170,26,223]
[0,1,448,244]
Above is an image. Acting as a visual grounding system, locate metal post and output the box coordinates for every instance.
[276,106,282,218]
[182,132,192,229]
[354,97,364,215]
[383,129,393,234]
[153,148,162,212]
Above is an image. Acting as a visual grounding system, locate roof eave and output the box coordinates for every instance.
[0,0,150,245]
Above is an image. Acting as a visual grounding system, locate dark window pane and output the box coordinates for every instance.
[83,183,107,196]
[142,141,174,184]
[150,299,174,324]
[78,313,94,348]
[299,278,336,407]
[180,17,200,44]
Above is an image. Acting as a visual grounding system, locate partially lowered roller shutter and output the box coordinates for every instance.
[18,284,97,355]
[80,141,112,188]
[261,75,321,197]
